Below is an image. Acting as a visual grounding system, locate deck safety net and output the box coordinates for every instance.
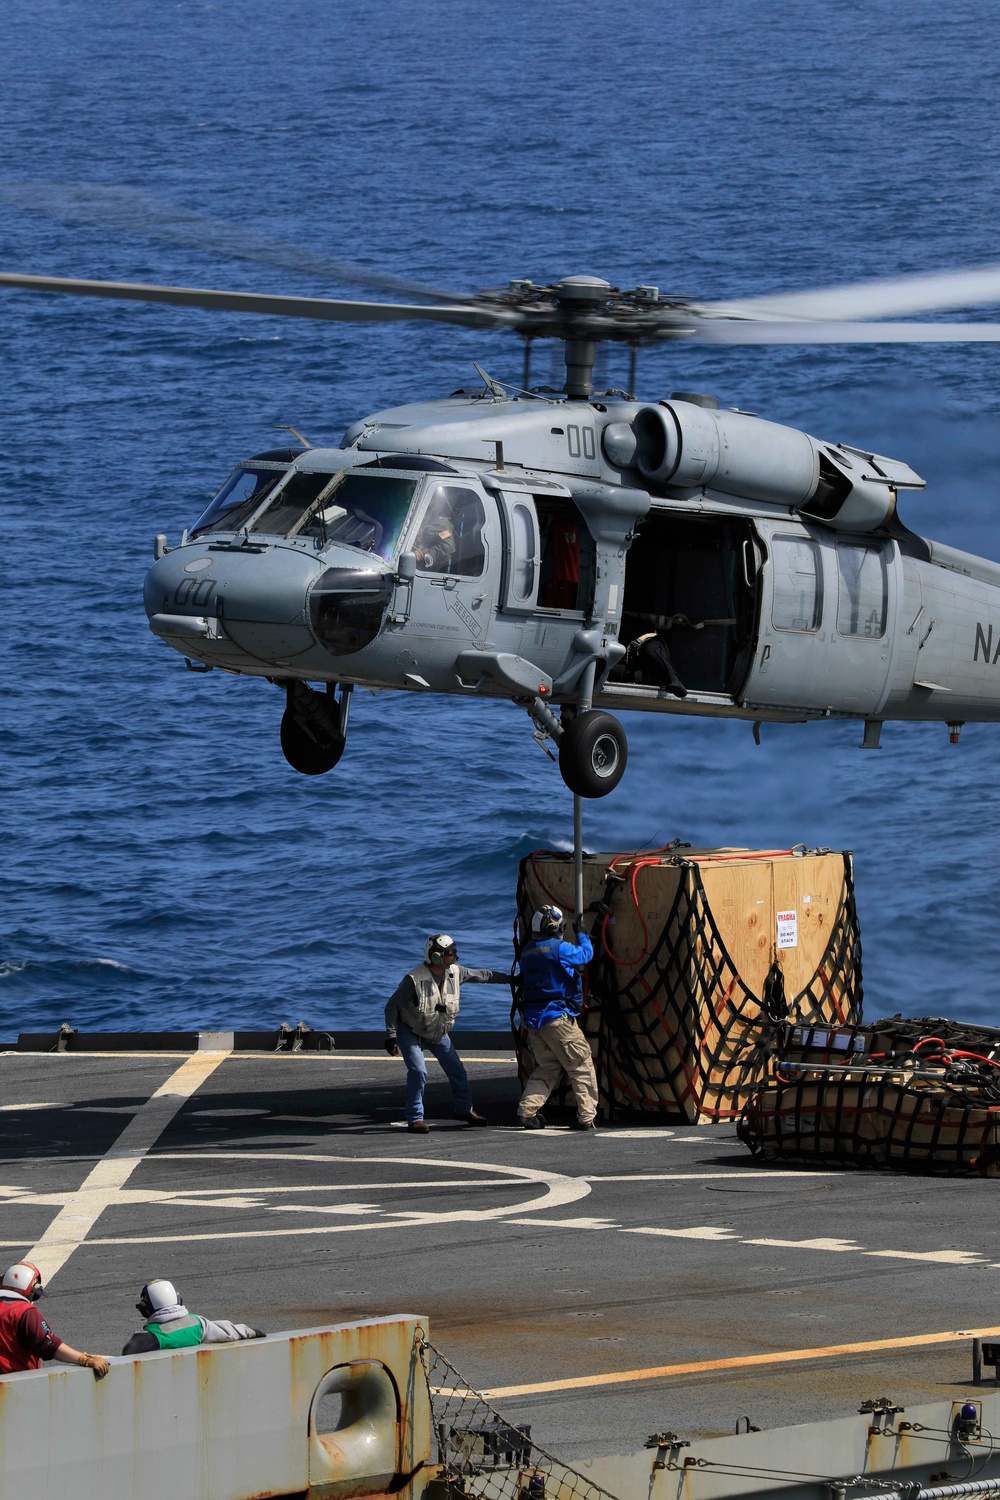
[420,1338,620,1500]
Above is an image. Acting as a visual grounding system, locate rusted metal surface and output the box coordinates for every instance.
[573,1391,1000,1500]
[0,1315,433,1500]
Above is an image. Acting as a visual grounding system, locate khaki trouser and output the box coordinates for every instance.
[519,1015,599,1124]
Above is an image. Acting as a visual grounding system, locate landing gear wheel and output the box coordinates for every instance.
[279,681,349,776]
[280,710,345,775]
[558,710,628,798]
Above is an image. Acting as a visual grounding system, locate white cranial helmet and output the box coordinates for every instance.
[531,905,565,939]
[137,1278,180,1317]
[425,933,458,964]
[2,1263,43,1301]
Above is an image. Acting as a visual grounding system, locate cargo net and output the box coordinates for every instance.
[739,1015,1000,1175]
[513,850,862,1124]
[420,1338,620,1500]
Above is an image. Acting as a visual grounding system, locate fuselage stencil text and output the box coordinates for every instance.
[973,623,1000,665]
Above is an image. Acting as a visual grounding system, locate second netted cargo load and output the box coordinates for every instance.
[738,1017,1000,1175]
[515,844,862,1123]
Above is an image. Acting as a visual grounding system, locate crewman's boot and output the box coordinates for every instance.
[456,1110,489,1126]
[408,1121,430,1133]
[519,1114,546,1130]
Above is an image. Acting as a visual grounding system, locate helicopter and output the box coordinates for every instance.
[7,210,1000,798]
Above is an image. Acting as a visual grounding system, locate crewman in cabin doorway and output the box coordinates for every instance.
[121,1278,265,1353]
[615,629,687,697]
[384,934,509,1132]
[517,906,599,1131]
[0,1262,111,1376]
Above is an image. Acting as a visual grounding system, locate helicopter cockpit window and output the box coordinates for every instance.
[190,464,287,538]
[836,542,887,638]
[412,486,486,577]
[243,468,417,561]
[249,469,342,538]
[771,536,823,631]
[299,471,417,560]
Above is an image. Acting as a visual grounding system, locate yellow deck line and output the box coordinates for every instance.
[482,1324,1000,1399]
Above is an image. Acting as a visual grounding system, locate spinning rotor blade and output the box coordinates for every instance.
[703,264,1000,323]
[0,272,513,329]
[690,319,1000,344]
[0,181,470,305]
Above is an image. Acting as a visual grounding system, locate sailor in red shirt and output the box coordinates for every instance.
[0,1263,110,1377]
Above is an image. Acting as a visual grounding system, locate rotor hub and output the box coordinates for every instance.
[479,276,697,397]
[554,275,613,305]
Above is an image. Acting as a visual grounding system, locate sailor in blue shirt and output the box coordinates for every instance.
[517,904,599,1131]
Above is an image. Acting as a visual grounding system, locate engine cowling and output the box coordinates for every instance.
[631,398,923,532]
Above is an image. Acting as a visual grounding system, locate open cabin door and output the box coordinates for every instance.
[610,512,760,700]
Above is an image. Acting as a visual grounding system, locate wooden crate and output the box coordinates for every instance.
[515,846,862,1123]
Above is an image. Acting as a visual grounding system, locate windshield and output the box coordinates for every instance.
[249,469,343,537]
[190,464,287,538]
[301,472,418,560]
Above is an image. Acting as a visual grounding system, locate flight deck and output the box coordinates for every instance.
[0,1042,995,1461]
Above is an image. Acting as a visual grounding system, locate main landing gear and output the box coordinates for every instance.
[558,709,628,798]
[280,681,352,776]
[523,666,629,799]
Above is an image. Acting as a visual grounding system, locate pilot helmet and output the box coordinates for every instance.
[531,905,565,939]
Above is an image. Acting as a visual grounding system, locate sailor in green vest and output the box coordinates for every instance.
[120,1278,264,1355]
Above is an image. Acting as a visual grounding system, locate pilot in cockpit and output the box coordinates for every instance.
[413,494,457,572]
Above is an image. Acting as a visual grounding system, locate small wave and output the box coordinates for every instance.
[83,958,133,972]
[0,961,27,979]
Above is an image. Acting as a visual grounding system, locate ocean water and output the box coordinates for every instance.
[3,0,1000,1034]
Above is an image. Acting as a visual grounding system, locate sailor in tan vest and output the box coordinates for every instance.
[385,934,508,1132]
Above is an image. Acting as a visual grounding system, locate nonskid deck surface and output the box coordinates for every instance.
[0,1047,995,1459]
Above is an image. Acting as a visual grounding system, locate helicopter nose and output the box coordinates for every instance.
[144,550,220,637]
[143,544,324,665]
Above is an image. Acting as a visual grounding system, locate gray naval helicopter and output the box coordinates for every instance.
[7,234,1000,797]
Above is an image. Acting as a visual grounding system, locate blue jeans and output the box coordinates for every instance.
[396,1021,473,1122]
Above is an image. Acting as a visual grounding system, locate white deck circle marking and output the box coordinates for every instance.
[6,1136,994,1271]
[146,1151,592,1219]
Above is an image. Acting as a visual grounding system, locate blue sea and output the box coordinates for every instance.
[3,0,1000,1035]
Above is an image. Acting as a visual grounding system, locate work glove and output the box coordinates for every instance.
[81,1353,111,1379]
[252,1328,266,1339]
[384,1036,400,1057]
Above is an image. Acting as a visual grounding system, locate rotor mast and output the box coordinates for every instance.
[553,275,610,399]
